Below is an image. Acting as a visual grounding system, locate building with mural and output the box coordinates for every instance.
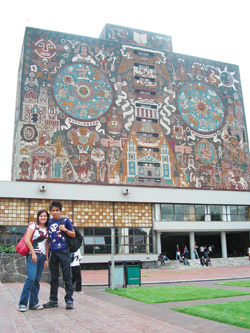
[0,24,250,264]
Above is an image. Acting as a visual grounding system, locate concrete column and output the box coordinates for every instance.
[221,231,228,258]
[155,204,161,221]
[156,232,162,255]
[189,232,195,259]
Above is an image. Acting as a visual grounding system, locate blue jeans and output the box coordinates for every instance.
[19,254,45,308]
[49,251,73,303]
[194,251,199,259]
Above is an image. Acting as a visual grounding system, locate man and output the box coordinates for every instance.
[43,201,75,310]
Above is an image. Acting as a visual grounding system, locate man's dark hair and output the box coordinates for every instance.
[49,201,63,211]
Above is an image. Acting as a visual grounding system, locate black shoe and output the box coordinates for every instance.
[43,301,59,308]
[66,302,73,310]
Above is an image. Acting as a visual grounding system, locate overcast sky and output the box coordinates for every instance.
[1,0,249,181]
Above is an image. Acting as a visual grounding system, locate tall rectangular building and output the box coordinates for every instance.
[12,25,249,192]
[1,24,249,263]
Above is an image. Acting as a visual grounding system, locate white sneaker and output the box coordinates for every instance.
[30,304,43,310]
[19,305,27,312]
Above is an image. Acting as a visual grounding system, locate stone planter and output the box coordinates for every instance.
[0,253,51,283]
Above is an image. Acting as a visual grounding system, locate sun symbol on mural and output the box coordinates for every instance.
[217,66,239,91]
[63,75,74,85]
[193,97,209,116]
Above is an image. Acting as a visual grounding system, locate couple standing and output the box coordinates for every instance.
[19,201,80,312]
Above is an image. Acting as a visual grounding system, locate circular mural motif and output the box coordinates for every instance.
[21,124,38,142]
[177,82,224,133]
[196,139,218,165]
[53,64,113,120]
[220,71,234,87]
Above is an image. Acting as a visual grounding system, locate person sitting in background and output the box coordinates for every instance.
[179,256,185,263]
[200,256,205,267]
[158,254,168,264]
[205,256,212,267]
[158,254,164,263]
[183,257,190,266]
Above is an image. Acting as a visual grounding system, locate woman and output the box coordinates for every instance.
[19,209,49,312]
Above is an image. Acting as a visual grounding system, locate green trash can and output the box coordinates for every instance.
[125,260,141,286]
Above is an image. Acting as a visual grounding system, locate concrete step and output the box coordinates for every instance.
[158,256,250,270]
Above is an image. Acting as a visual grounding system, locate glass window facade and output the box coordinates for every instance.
[160,204,250,222]
[116,227,153,254]
[161,204,196,221]
[79,227,111,255]
[78,227,153,255]
[227,206,249,221]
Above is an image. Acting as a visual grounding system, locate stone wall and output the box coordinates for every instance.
[0,253,50,283]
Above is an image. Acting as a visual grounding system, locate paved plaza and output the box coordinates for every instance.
[1,264,250,332]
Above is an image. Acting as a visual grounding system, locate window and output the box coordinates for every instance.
[137,147,159,152]
[135,89,156,96]
[208,205,225,221]
[136,117,158,123]
[160,204,249,222]
[137,132,159,138]
[80,227,111,254]
[139,177,161,182]
[115,227,153,254]
[195,205,207,221]
[136,103,157,109]
[138,162,160,167]
[161,204,196,221]
[227,206,249,221]
[161,204,174,221]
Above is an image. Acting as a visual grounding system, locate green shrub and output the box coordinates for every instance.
[0,246,17,253]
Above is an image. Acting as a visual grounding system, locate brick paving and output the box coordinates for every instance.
[81,264,250,285]
[1,264,250,332]
[1,283,192,333]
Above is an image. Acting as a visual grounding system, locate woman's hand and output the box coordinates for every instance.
[31,253,37,264]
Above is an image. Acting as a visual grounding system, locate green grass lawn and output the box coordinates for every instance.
[216,280,250,288]
[172,299,250,330]
[104,285,250,304]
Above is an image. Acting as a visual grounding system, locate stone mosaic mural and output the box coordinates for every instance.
[13,25,250,190]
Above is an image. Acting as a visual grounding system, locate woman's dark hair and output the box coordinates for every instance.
[36,209,50,228]
[49,201,62,211]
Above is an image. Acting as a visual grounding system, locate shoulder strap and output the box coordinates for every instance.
[60,217,65,225]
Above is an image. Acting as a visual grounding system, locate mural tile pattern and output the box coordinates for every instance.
[12,26,250,191]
